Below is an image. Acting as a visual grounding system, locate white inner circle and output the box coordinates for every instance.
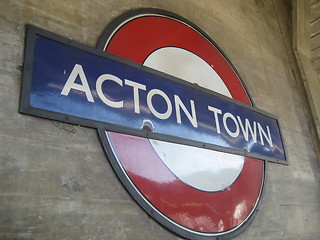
[144,47,244,192]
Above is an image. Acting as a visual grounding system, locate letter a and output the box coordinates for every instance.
[61,64,94,102]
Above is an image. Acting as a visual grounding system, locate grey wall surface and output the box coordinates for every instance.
[0,0,319,239]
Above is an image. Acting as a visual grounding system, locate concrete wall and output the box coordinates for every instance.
[1,0,319,239]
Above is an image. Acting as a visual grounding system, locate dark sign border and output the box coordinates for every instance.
[97,8,267,240]
[20,23,287,165]
[18,8,284,240]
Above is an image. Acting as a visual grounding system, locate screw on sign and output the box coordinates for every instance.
[20,9,287,240]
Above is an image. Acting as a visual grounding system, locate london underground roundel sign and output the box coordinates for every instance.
[20,8,287,240]
[98,9,264,239]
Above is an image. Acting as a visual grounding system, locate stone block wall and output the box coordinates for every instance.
[0,0,319,239]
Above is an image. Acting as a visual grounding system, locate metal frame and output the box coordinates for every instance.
[97,8,267,240]
[18,8,276,240]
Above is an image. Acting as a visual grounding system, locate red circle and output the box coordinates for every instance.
[103,15,264,235]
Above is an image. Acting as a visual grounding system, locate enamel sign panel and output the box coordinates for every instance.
[20,9,287,239]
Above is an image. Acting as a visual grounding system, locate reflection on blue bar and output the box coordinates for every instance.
[28,36,286,161]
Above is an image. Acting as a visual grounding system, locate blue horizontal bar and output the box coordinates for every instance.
[20,26,286,162]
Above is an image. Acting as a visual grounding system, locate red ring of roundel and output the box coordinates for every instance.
[103,14,264,235]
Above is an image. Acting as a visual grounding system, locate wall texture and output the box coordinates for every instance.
[0,0,319,239]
